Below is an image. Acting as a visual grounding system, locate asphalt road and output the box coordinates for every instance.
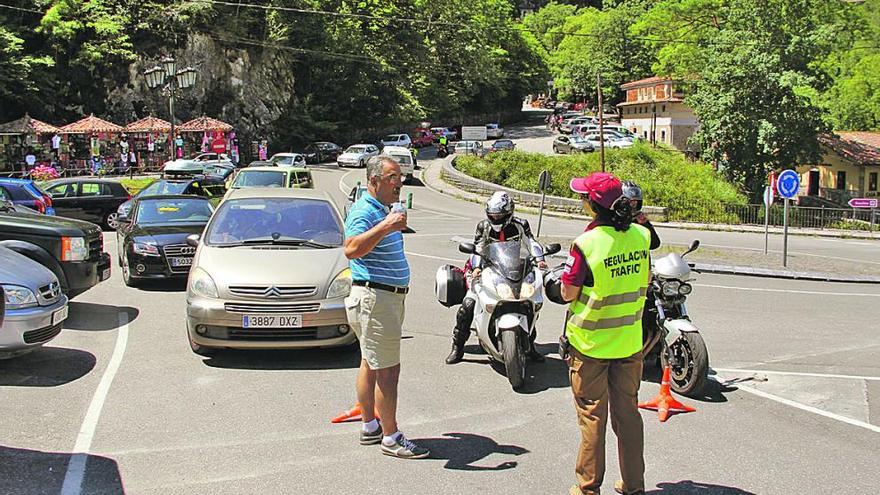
[1,150,879,495]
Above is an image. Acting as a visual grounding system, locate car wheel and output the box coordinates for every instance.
[103,211,119,230]
[552,145,559,154]
[121,256,138,287]
[189,338,216,357]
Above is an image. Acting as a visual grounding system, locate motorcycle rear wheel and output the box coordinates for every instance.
[662,332,709,397]
[502,330,526,390]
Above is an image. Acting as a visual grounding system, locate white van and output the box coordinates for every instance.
[383,146,416,183]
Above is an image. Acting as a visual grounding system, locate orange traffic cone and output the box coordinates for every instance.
[638,365,696,422]
[330,402,363,424]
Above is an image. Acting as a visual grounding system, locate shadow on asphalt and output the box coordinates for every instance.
[0,446,124,495]
[647,480,756,494]
[66,302,139,330]
[472,342,569,394]
[0,346,96,387]
[413,433,529,471]
[200,345,361,370]
[405,177,426,187]
[130,278,188,293]
[505,125,557,140]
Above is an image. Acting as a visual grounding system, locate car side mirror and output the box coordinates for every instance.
[544,243,562,256]
[117,215,130,224]
[186,234,201,247]
[458,242,476,255]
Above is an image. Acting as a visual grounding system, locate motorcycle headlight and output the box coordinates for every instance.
[496,282,514,300]
[189,267,219,298]
[678,283,692,295]
[520,271,539,299]
[662,281,681,297]
[326,268,352,299]
[4,285,38,310]
[133,241,160,257]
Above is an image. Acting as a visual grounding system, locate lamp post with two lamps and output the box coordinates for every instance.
[144,56,197,160]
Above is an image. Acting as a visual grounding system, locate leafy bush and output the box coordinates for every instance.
[455,143,745,221]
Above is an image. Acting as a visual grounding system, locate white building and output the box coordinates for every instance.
[618,77,698,151]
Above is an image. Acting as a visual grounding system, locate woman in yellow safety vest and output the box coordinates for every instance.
[559,172,659,495]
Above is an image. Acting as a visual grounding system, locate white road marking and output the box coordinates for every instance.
[698,283,880,297]
[734,383,880,434]
[60,313,130,495]
[715,368,880,382]
[701,242,880,266]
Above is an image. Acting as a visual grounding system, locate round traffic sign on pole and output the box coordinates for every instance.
[776,170,800,200]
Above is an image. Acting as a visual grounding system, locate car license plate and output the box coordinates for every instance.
[242,314,302,328]
[170,257,193,267]
[52,306,69,326]
[101,267,111,280]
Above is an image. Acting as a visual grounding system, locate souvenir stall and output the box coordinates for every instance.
[0,115,61,174]
[59,115,124,175]
[124,116,171,172]
[177,116,237,165]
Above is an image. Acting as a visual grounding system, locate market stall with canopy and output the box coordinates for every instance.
[177,116,237,164]
[0,114,61,173]
[59,114,124,174]
[124,116,171,172]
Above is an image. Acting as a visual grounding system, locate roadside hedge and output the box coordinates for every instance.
[454,143,745,221]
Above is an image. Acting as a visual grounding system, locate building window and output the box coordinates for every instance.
[870,172,878,192]
[661,130,666,142]
[836,171,846,190]
[662,105,666,112]
[643,131,648,139]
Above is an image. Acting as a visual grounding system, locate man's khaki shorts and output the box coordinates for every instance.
[344,285,406,370]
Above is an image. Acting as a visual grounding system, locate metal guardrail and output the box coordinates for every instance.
[666,202,880,232]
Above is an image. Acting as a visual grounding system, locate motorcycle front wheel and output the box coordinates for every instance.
[662,332,709,397]
[502,330,526,390]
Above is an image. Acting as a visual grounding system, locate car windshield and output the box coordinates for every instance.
[388,152,412,165]
[204,165,230,176]
[384,135,401,141]
[494,140,513,148]
[346,146,367,154]
[135,199,212,225]
[206,198,343,247]
[570,136,588,143]
[232,171,287,188]
[274,156,295,165]
[139,181,189,196]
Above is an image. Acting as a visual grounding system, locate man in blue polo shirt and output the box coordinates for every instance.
[344,155,429,460]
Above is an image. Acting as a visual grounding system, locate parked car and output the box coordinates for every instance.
[0,206,111,297]
[0,245,69,358]
[223,167,314,200]
[202,163,236,183]
[381,146,416,183]
[488,139,516,153]
[561,117,594,134]
[381,134,413,149]
[410,129,435,148]
[452,140,484,156]
[302,142,343,164]
[430,127,458,142]
[185,188,356,356]
[336,144,379,168]
[43,178,131,230]
[163,152,232,176]
[116,195,214,287]
[486,123,505,139]
[269,153,308,167]
[246,161,275,168]
[0,178,54,215]
[582,132,634,149]
[0,195,37,214]
[344,184,368,219]
[117,178,225,220]
[553,135,595,154]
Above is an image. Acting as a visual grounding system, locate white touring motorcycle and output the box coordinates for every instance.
[435,239,561,390]
[642,240,710,397]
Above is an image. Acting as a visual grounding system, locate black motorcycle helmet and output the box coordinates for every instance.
[621,181,643,218]
[543,265,567,305]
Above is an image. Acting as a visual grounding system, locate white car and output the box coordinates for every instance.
[486,123,504,139]
[453,141,484,155]
[561,117,594,134]
[163,152,232,176]
[269,153,307,167]
[381,134,412,148]
[582,133,633,149]
[336,144,380,168]
[382,146,416,183]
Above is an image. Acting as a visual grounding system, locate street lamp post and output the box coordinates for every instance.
[144,56,197,161]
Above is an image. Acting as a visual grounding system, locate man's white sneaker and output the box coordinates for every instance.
[380,433,430,459]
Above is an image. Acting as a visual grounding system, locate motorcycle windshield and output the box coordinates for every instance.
[484,240,529,281]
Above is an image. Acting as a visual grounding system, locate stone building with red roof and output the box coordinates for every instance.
[618,77,698,151]
[797,131,880,203]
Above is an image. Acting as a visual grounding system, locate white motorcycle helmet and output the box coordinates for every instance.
[486,191,514,232]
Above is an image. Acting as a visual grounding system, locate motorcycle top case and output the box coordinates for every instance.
[435,265,466,307]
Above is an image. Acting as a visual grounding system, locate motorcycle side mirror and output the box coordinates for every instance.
[458,242,476,255]
[682,239,700,257]
[544,243,562,256]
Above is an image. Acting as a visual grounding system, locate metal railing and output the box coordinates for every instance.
[667,201,880,232]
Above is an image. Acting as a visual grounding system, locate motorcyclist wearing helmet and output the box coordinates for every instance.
[620,180,661,247]
[445,191,547,364]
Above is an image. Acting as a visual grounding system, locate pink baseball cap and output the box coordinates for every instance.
[570,172,623,210]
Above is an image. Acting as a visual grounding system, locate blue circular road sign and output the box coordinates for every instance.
[776,170,800,200]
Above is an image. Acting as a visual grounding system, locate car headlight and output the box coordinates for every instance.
[61,236,88,261]
[133,241,160,257]
[678,283,692,295]
[189,267,219,298]
[327,268,352,299]
[662,281,681,297]
[4,285,38,310]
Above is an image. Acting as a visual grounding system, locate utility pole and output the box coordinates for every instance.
[597,73,605,172]
[651,100,657,148]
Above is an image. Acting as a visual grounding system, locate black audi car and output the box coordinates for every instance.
[116,195,213,287]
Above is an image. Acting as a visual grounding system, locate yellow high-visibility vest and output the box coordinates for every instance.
[566,224,651,359]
